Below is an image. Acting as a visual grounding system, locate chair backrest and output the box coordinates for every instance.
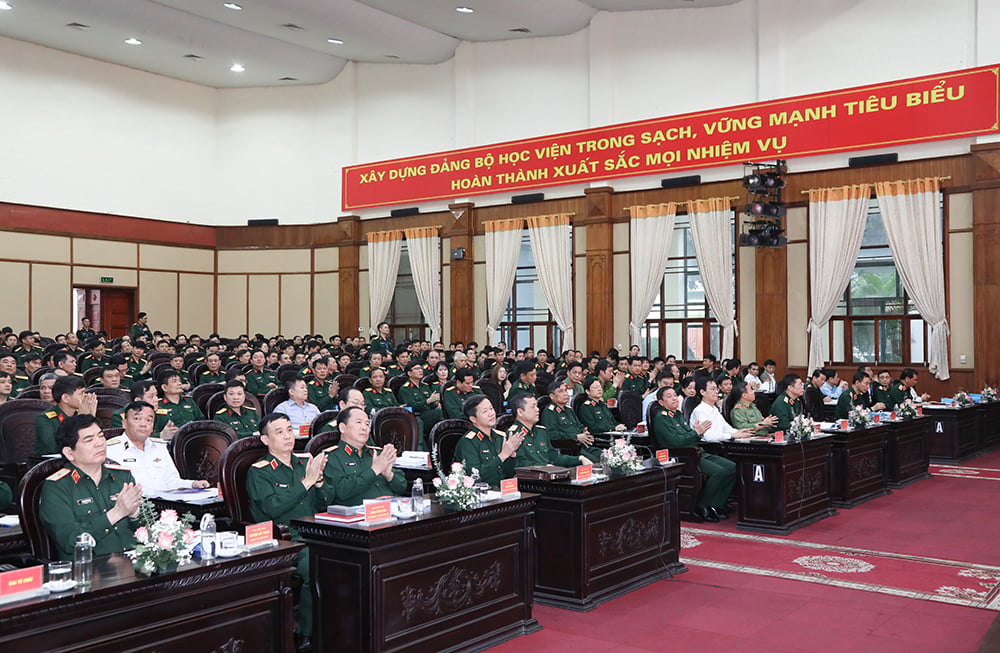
[310,410,338,437]
[82,367,103,387]
[617,390,643,429]
[306,431,340,456]
[95,393,129,429]
[537,396,551,412]
[276,365,301,385]
[150,363,172,383]
[17,457,65,560]
[571,391,587,416]
[345,361,365,376]
[147,352,173,368]
[262,388,290,415]
[682,395,699,424]
[371,407,419,452]
[495,413,516,432]
[172,420,238,485]
[535,372,554,397]
[30,367,54,386]
[428,418,470,470]
[353,377,372,392]
[388,375,407,399]
[14,386,41,400]
[0,399,53,465]
[477,379,504,415]
[191,383,225,416]
[219,436,268,528]
[334,373,358,389]
[206,391,263,419]
[102,427,125,442]
[183,352,203,369]
[91,386,128,399]
[646,400,661,430]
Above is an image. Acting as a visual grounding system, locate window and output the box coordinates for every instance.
[386,242,426,344]
[827,197,938,365]
[498,233,562,352]
[642,214,735,361]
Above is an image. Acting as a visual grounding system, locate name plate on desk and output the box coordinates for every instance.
[245,521,274,550]
[773,430,784,443]
[872,413,881,424]
[575,464,593,482]
[500,478,518,496]
[917,406,923,416]
[299,425,310,437]
[656,449,670,464]
[363,500,393,524]
[0,565,43,596]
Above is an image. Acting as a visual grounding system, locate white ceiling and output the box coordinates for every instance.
[0,0,741,88]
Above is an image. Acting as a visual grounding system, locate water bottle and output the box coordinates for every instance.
[412,477,425,513]
[74,533,94,587]
[200,513,216,560]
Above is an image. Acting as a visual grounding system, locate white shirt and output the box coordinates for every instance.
[274,399,320,431]
[744,373,762,389]
[690,401,738,442]
[106,435,196,495]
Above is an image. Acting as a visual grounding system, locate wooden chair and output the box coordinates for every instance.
[172,420,238,486]
[275,364,302,384]
[571,391,587,416]
[191,383,224,416]
[388,375,407,400]
[353,377,372,392]
[535,372,554,397]
[310,410,338,437]
[478,379,504,415]
[345,361,365,376]
[371,407,420,452]
[0,399,53,466]
[83,367,103,387]
[17,457,65,561]
[14,386,41,400]
[187,362,208,385]
[218,437,289,538]
[428,419,470,471]
[645,402,703,522]
[205,391,262,420]
[95,393,129,429]
[150,363,172,383]
[146,352,173,368]
[334,373,358,389]
[682,395,699,424]
[537,396,551,412]
[306,431,340,456]
[262,387,290,415]
[495,414,515,432]
[617,390,643,429]
[30,367,54,386]
[183,352,203,369]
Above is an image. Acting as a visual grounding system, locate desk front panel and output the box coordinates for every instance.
[922,406,978,463]
[830,424,889,507]
[885,418,931,487]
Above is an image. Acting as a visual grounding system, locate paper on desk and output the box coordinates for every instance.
[150,488,222,505]
[0,515,19,527]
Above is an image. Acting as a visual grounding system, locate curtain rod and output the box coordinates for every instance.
[623,197,741,214]
[799,176,952,195]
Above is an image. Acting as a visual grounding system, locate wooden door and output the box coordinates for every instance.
[100,289,135,339]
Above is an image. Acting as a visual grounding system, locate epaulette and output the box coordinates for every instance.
[156,408,169,415]
[464,431,477,439]
[536,424,546,429]
[251,460,270,468]
[148,437,166,444]
[547,404,556,411]
[105,463,130,471]
[105,437,122,446]
[245,406,257,412]
[46,468,70,481]
[584,400,595,406]
[323,445,339,453]
[293,453,310,458]
[364,387,375,393]
[14,375,28,381]
[44,410,57,418]
[445,386,456,392]
[216,407,228,414]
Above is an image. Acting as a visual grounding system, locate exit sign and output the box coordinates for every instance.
[100,277,114,283]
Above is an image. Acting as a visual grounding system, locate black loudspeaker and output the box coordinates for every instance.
[848,153,898,167]
[661,175,701,188]
[511,193,544,204]
[451,248,466,260]
[247,218,279,226]
[390,207,419,217]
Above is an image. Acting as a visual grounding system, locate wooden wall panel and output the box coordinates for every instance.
[337,216,361,338]
[755,247,788,373]
[447,203,475,344]
[583,188,614,354]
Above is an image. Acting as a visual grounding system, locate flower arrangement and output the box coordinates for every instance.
[600,436,643,476]
[954,389,973,407]
[848,404,870,428]
[787,414,816,443]
[897,399,918,420]
[431,446,478,511]
[132,501,197,575]
[982,386,998,403]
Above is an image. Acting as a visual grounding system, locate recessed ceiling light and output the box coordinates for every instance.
[456,6,474,13]
[327,38,344,45]
[0,2,12,11]
[124,37,142,45]
[223,2,242,10]
[385,55,399,59]
[230,63,245,72]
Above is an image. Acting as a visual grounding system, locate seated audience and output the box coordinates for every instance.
[154,370,205,439]
[539,380,602,463]
[891,367,931,405]
[508,393,587,467]
[836,371,884,419]
[442,368,479,419]
[770,373,805,430]
[455,394,524,487]
[690,377,751,442]
[35,376,98,455]
[321,406,406,506]
[726,381,777,435]
[578,377,625,434]
[274,377,320,433]
[802,368,828,420]
[213,380,259,439]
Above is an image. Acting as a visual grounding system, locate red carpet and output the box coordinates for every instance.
[681,527,1000,609]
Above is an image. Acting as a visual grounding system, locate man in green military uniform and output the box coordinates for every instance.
[770,374,805,431]
[305,356,338,411]
[213,380,259,439]
[577,377,625,434]
[35,376,98,455]
[397,361,443,444]
[154,370,205,439]
[126,340,152,380]
[508,393,586,468]
[651,386,734,522]
[359,351,384,379]
[130,312,153,344]
[76,317,96,343]
[12,329,43,365]
[197,352,226,386]
[619,357,650,397]
[836,371,885,419]
[363,368,398,411]
[248,412,327,648]
[319,388,367,435]
[873,369,895,410]
[245,349,278,395]
[508,361,538,402]
[539,381,602,463]
[78,340,111,372]
[442,369,479,419]
[168,353,193,392]
[321,406,406,505]
[111,381,159,428]
[0,353,29,398]
[454,394,524,487]
[384,349,408,379]
[890,367,931,407]
[39,414,144,560]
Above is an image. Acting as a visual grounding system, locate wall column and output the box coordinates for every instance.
[971,143,1000,388]
[583,187,615,354]
[755,247,788,373]
[447,202,476,344]
[337,215,361,338]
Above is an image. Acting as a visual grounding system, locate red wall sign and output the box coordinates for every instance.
[342,65,999,211]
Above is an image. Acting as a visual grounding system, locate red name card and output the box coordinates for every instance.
[656,449,670,464]
[298,425,310,437]
[0,565,43,596]
[500,478,518,495]
[364,500,392,523]
[872,413,881,424]
[576,464,593,481]
[774,430,785,443]
[917,406,923,416]
[890,411,897,420]
[607,398,617,408]
[245,521,272,548]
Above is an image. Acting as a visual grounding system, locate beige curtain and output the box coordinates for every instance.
[526,214,575,351]
[628,203,677,347]
[875,178,950,380]
[807,185,871,372]
[366,229,403,335]
[688,198,737,358]
[484,218,524,346]
[403,226,442,344]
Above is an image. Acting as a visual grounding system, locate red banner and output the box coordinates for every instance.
[342,65,999,211]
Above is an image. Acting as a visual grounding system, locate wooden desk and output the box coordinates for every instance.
[518,465,686,612]
[824,423,890,508]
[0,541,301,652]
[921,404,978,463]
[295,495,540,653]
[976,401,1000,450]
[713,435,836,535]
[885,417,931,488]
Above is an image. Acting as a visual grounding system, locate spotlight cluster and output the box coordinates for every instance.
[740,160,787,248]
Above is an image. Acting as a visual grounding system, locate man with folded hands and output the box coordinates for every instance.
[321,406,406,506]
[455,394,524,487]
[508,393,588,468]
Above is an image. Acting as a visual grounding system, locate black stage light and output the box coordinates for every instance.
[747,201,787,218]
